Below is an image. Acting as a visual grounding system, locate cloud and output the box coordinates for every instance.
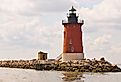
[79,0,121,24]
[79,0,121,64]
[75,0,102,8]
[0,3,62,58]
[30,0,77,13]
[109,45,121,54]
[0,0,76,16]
[94,35,111,45]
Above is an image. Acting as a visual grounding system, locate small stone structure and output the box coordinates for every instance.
[38,51,47,60]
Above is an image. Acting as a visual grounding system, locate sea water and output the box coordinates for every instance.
[0,67,121,82]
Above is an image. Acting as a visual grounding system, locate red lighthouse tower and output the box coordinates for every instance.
[62,6,84,61]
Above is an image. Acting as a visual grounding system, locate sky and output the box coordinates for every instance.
[0,0,121,64]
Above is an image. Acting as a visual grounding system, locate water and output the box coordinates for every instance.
[0,67,121,82]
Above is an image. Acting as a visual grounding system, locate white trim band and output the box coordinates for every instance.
[62,53,84,62]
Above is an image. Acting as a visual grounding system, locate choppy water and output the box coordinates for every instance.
[0,67,121,82]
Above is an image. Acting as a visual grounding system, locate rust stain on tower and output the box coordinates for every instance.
[62,6,84,61]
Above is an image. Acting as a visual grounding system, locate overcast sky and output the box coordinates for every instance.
[0,0,121,64]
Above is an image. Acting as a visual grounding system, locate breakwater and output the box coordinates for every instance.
[0,58,121,72]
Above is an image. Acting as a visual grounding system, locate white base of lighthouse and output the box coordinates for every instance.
[62,53,84,62]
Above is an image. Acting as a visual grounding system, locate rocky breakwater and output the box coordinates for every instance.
[0,59,45,69]
[0,58,121,72]
[36,58,121,72]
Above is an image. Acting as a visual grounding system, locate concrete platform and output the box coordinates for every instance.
[62,53,84,62]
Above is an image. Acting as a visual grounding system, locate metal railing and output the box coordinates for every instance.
[62,19,84,24]
[55,54,62,61]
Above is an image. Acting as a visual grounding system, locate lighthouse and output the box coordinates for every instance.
[62,6,84,61]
